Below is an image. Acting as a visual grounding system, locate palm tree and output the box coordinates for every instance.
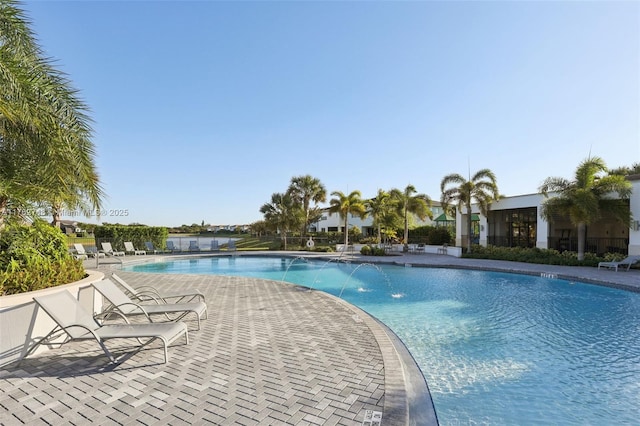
[539,156,631,260]
[365,189,392,244]
[390,184,432,251]
[259,192,302,250]
[329,190,367,248]
[609,162,640,176]
[287,175,326,241]
[440,169,499,253]
[0,1,103,228]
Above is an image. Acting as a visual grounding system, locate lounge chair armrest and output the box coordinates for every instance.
[134,285,163,296]
[105,302,153,321]
[132,293,165,304]
[94,310,131,324]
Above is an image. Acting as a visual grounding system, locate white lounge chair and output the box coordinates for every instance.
[598,255,640,272]
[124,241,146,255]
[112,273,205,304]
[93,279,208,331]
[73,243,105,259]
[70,247,87,260]
[101,242,125,257]
[22,290,188,364]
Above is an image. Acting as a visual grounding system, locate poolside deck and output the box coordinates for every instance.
[1,252,638,425]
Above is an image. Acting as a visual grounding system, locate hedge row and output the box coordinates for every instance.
[464,245,627,267]
[94,225,168,251]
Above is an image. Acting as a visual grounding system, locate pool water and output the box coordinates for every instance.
[125,256,640,425]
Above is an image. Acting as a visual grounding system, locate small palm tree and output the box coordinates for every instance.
[365,189,393,244]
[329,190,367,248]
[390,184,432,251]
[539,156,631,260]
[441,169,500,253]
[287,175,326,240]
[259,193,302,250]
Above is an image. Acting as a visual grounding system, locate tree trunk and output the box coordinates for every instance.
[377,224,381,244]
[577,222,586,261]
[344,216,349,248]
[466,205,473,253]
[403,208,409,252]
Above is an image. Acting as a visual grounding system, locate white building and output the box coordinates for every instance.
[311,202,447,236]
[456,174,640,256]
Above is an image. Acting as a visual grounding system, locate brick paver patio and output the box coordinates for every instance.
[0,271,422,425]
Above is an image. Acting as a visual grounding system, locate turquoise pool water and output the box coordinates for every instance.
[125,256,640,425]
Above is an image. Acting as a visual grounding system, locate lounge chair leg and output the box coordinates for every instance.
[97,340,117,363]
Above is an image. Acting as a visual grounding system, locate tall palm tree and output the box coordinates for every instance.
[539,156,631,260]
[329,190,367,248]
[390,184,432,251]
[259,192,302,250]
[287,175,326,240]
[441,169,499,253]
[365,189,392,244]
[0,1,103,228]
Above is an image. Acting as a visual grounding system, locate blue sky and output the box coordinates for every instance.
[24,0,639,227]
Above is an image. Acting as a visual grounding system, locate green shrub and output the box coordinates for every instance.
[464,244,612,267]
[360,245,387,256]
[0,220,85,295]
[360,236,378,244]
[428,227,452,245]
[372,246,386,256]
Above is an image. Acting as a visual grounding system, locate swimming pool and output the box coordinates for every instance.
[125,256,640,425]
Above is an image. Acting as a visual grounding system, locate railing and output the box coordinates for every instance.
[547,237,628,255]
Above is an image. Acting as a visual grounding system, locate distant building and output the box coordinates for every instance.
[57,220,82,235]
[311,202,447,235]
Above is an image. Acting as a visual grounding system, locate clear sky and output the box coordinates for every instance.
[23,0,640,227]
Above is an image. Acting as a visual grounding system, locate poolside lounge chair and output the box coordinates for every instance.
[210,240,220,252]
[70,247,87,260]
[73,243,105,259]
[22,290,188,365]
[145,241,160,254]
[124,241,146,256]
[166,241,179,252]
[112,273,205,303]
[101,242,125,257]
[189,240,200,252]
[227,239,236,252]
[597,255,640,272]
[93,279,208,331]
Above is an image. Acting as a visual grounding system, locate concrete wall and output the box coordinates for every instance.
[0,270,105,367]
